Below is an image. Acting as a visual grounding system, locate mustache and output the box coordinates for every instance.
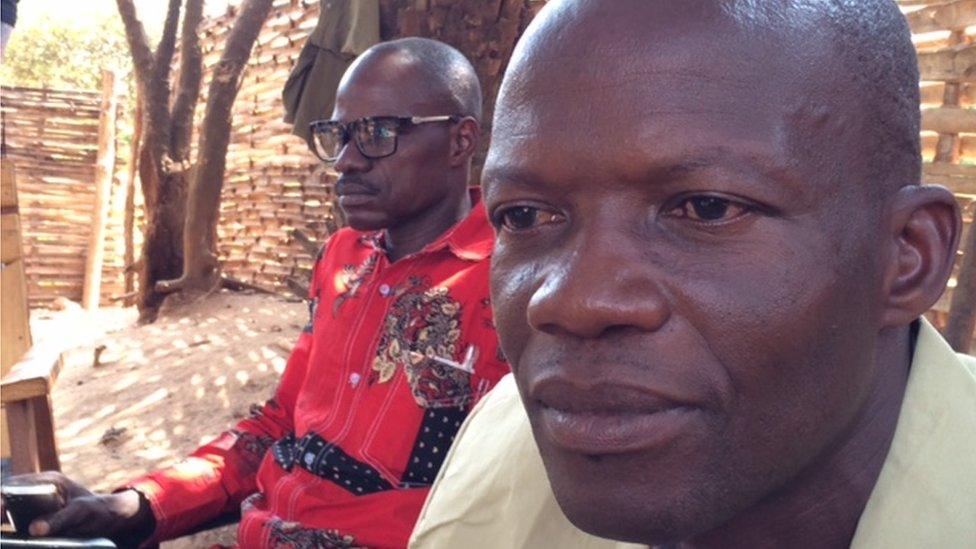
[335,176,376,194]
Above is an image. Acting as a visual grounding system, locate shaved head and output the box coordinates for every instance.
[343,37,483,122]
[498,0,919,198]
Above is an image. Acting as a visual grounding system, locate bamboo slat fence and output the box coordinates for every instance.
[0,86,128,307]
[904,0,976,340]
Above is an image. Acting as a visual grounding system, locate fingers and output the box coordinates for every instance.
[4,471,91,500]
[29,497,97,537]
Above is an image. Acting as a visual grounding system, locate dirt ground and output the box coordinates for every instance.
[33,290,308,547]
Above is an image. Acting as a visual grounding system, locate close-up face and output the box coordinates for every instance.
[484,2,895,544]
[328,53,462,232]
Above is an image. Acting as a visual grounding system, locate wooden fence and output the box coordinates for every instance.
[0,86,128,307]
[905,0,976,337]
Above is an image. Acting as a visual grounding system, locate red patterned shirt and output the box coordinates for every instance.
[127,192,509,548]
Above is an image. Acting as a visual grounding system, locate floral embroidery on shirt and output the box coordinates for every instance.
[332,253,378,316]
[267,518,361,548]
[370,281,471,407]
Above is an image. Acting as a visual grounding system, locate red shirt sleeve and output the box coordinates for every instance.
[123,247,327,542]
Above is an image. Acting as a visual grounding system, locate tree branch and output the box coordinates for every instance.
[154,0,182,80]
[115,0,155,90]
[170,0,204,159]
[161,0,274,294]
[117,0,173,164]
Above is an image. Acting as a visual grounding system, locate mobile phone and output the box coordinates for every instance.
[1,484,65,535]
[0,536,116,548]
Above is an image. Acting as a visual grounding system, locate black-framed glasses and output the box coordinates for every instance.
[307,115,459,162]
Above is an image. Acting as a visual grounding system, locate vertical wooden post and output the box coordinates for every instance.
[938,29,974,352]
[932,31,963,164]
[82,69,119,310]
[123,92,143,304]
[1,160,31,461]
[947,222,976,353]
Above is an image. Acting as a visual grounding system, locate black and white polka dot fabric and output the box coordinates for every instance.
[400,406,467,487]
[272,432,392,495]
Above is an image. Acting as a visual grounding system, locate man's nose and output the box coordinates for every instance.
[526,231,672,340]
[332,138,370,173]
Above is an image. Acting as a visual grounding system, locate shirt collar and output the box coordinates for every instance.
[439,187,493,261]
[360,187,493,262]
[851,318,976,547]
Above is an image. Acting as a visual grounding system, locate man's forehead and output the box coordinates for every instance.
[488,2,854,187]
[333,64,443,120]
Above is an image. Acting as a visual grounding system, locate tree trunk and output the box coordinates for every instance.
[378,0,534,180]
[117,0,187,320]
[158,0,275,296]
[118,0,272,318]
[135,142,187,318]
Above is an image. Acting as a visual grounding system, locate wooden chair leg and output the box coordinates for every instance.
[6,400,38,474]
[31,395,59,472]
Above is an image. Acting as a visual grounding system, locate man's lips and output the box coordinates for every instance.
[529,377,705,455]
[336,181,378,207]
[335,179,377,197]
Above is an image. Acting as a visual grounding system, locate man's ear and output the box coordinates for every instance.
[881,185,961,327]
[449,116,481,167]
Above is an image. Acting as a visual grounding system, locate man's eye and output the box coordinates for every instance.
[670,196,749,222]
[495,206,563,231]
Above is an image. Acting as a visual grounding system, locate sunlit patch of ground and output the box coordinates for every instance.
[37,290,306,547]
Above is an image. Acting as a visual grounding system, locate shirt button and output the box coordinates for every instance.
[349,372,361,388]
[379,284,391,296]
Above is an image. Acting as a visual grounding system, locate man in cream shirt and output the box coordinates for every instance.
[411,0,976,547]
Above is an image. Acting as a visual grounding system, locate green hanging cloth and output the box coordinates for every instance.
[283,0,380,142]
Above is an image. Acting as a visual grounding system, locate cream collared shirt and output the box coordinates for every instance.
[410,320,976,548]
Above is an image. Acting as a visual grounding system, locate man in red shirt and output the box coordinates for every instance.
[4,37,508,548]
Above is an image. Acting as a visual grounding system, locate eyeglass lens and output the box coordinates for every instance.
[313,118,398,161]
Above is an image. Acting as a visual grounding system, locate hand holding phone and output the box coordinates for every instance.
[2,483,65,535]
[0,472,153,544]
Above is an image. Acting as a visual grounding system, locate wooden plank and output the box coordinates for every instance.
[1,162,17,207]
[905,0,976,33]
[31,395,60,472]
[0,160,27,461]
[1,259,32,370]
[924,173,976,195]
[918,43,976,82]
[922,133,976,160]
[1,213,23,263]
[924,162,976,178]
[946,210,976,352]
[0,342,64,404]
[921,106,976,134]
[6,400,38,474]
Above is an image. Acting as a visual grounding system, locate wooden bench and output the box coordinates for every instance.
[2,159,62,474]
[0,342,63,474]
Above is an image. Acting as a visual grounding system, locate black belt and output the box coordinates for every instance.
[272,432,393,495]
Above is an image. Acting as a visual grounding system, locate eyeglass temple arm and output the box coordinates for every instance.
[409,115,457,124]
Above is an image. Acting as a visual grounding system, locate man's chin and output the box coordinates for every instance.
[543,448,727,546]
[340,208,388,232]
[552,478,689,545]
